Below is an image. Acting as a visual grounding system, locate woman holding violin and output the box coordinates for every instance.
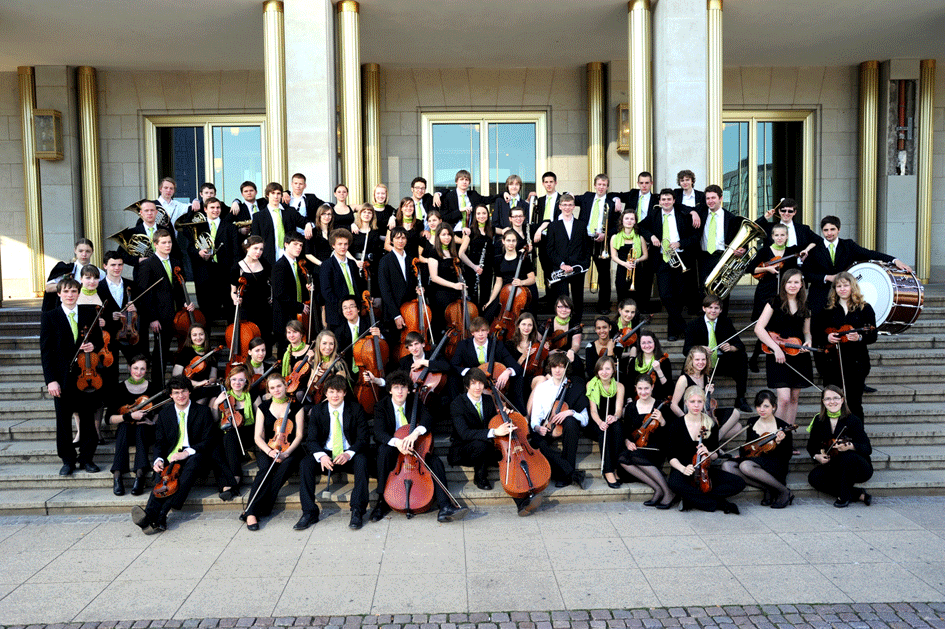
[619,374,674,508]
[482,230,536,324]
[246,337,272,389]
[77,264,112,444]
[172,323,218,403]
[231,235,273,347]
[507,312,544,394]
[368,183,397,230]
[386,197,425,258]
[302,329,350,400]
[586,355,625,488]
[457,204,495,308]
[548,295,583,363]
[747,224,798,371]
[609,210,649,308]
[666,385,745,514]
[807,385,873,508]
[721,389,794,508]
[281,320,314,378]
[670,346,740,440]
[212,365,258,490]
[349,203,384,295]
[42,237,103,312]
[754,268,814,426]
[107,354,159,496]
[632,329,672,401]
[812,272,877,419]
[242,374,306,530]
[426,225,464,337]
[584,317,616,382]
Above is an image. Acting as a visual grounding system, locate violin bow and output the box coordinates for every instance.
[119,277,164,315]
[783,360,823,392]
[412,451,464,510]
[708,318,759,353]
[837,343,848,401]
[488,381,517,486]
[711,424,750,458]
[68,304,105,369]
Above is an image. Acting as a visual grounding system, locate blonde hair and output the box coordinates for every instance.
[683,346,711,377]
[826,271,867,311]
[682,385,714,431]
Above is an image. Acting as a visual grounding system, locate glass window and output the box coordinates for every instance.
[722,121,749,217]
[212,126,263,204]
[155,126,205,203]
[431,123,480,191]
[488,122,536,197]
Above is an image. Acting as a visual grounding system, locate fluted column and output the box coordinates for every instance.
[857,61,879,249]
[627,0,653,180]
[587,62,606,187]
[18,67,44,296]
[337,0,363,204]
[706,0,723,185]
[77,67,102,268]
[915,59,935,283]
[263,0,288,185]
[363,62,381,197]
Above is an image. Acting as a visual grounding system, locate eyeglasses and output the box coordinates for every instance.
[823,397,843,403]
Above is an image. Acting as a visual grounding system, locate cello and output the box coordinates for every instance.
[410,329,453,403]
[225,276,261,377]
[540,376,571,439]
[443,257,477,360]
[488,381,551,499]
[476,331,508,391]
[383,392,435,517]
[398,259,433,359]
[491,249,530,342]
[171,267,206,342]
[352,284,389,415]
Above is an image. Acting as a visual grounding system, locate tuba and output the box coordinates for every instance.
[123,199,170,229]
[109,227,153,258]
[704,217,766,299]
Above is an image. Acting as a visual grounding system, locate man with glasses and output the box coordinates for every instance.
[757,198,817,260]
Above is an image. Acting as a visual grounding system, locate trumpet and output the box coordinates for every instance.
[548,265,587,285]
[628,243,636,291]
[666,247,690,273]
[109,227,153,258]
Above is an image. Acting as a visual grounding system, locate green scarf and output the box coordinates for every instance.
[281,342,306,377]
[771,243,787,252]
[127,376,145,385]
[827,409,842,418]
[81,287,97,296]
[586,377,618,407]
[228,390,254,425]
[554,315,570,327]
[272,396,288,404]
[192,345,204,353]
[250,359,263,368]
[612,230,642,258]
[806,409,843,432]
[634,355,654,374]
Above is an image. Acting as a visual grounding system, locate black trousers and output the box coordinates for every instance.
[529,416,581,481]
[616,262,652,314]
[54,388,99,466]
[808,451,873,503]
[298,452,369,515]
[591,256,612,309]
[584,420,623,475]
[713,349,748,399]
[668,467,746,512]
[448,438,500,480]
[150,323,174,389]
[111,422,154,474]
[376,443,450,510]
[244,449,301,518]
[654,260,688,338]
[144,452,204,520]
[221,424,253,480]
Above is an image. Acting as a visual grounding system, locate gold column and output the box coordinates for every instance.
[363,62,381,198]
[263,0,288,185]
[916,59,935,283]
[337,0,363,204]
[77,67,103,268]
[857,61,879,249]
[706,0,723,185]
[587,62,605,187]
[18,67,44,296]
[627,0,652,179]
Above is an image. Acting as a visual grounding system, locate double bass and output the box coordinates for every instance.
[488,382,551,499]
[383,392,435,517]
[491,249,530,342]
[172,267,206,342]
[352,283,389,415]
[398,259,433,359]
[225,276,261,377]
[444,257,477,360]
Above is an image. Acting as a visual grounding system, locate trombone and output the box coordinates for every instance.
[588,201,612,294]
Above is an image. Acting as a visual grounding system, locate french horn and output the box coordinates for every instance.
[123,198,170,228]
[108,227,153,258]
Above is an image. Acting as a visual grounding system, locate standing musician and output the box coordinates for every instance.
[803,215,912,313]
[615,171,661,223]
[371,371,467,523]
[369,183,397,231]
[586,355,625,488]
[610,210,649,311]
[747,223,798,371]
[527,352,589,489]
[212,365,258,493]
[436,169,502,233]
[187,196,239,324]
[156,177,190,229]
[251,181,307,268]
[131,376,215,534]
[721,389,794,508]
[807,385,873,508]
[426,225,464,338]
[546,194,591,323]
[754,268,814,427]
[41,278,105,475]
[696,184,745,311]
[640,189,698,341]
[378,226,420,357]
[42,238,104,312]
[457,204,496,309]
[673,169,707,222]
[385,197,426,258]
[482,230,537,323]
[756,197,817,257]
[812,272,877,419]
[619,374,675,508]
[298,375,371,530]
[286,172,329,227]
[683,295,751,412]
[320,228,363,330]
[227,180,262,235]
[450,316,526,414]
[349,204,384,296]
[98,252,144,365]
[241,374,306,531]
[117,200,168,282]
[107,354,158,496]
[271,233,310,357]
[574,174,621,314]
[231,235,273,348]
[670,345,740,440]
[631,329,673,402]
[329,184,355,232]
[493,174,530,235]
[406,177,438,230]
[584,317,616,382]
[666,385,746,514]
[531,171,563,291]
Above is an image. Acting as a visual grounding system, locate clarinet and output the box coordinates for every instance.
[475,243,487,296]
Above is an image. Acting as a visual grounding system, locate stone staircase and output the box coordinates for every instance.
[1,286,944,516]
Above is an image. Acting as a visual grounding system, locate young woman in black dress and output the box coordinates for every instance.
[458,204,496,308]
[666,385,746,514]
[807,385,873,508]
[584,316,616,382]
[507,312,544,394]
[632,330,671,401]
[754,268,813,427]
[720,389,794,508]
[107,354,158,496]
[426,224,463,338]
[350,203,384,299]
[172,323,218,402]
[671,345,741,440]
[331,184,355,231]
[369,183,397,231]
[586,355,625,488]
[386,197,425,259]
[212,365,259,490]
[812,272,877,419]
[241,374,306,531]
[747,223,797,370]
[620,374,674,508]
[231,236,272,347]
[304,204,334,327]
[482,230,536,323]
[609,210,649,308]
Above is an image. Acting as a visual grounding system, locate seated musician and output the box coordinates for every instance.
[526,351,589,489]
[298,375,371,530]
[271,232,310,357]
[371,371,467,523]
[584,316,615,382]
[619,374,674,508]
[449,316,526,414]
[610,298,638,389]
[211,365,259,492]
[334,295,382,388]
[482,230,536,323]
[547,295,583,364]
[395,331,450,411]
[683,295,750,412]
[107,354,158,496]
[131,376,216,534]
[302,330,350,401]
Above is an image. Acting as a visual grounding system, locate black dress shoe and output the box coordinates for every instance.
[606,480,623,489]
[760,490,773,507]
[219,490,235,502]
[833,498,850,508]
[771,491,794,509]
[643,497,660,507]
[655,496,679,510]
[860,491,872,506]
[516,492,542,517]
[437,504,469,523]
[131,505,149,529]
[474,476,493,491]
[721,501,740,515]
[668,335,678,342]
[83,462,101,473]
[113,476,125,496]
[59,463,75,476]
[735,397,752,413]
[863,385,877,393]
[349,511,364,530]
[130,476,145,496]
[554,479,569,488]
[294,511,319,530]
[572,470,587,489]
[246,521,260,531]
[369,502,391,523]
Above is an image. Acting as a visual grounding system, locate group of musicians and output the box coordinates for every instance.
[38,169,913,533]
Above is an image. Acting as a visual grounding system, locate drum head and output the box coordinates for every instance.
[847,262,893,326]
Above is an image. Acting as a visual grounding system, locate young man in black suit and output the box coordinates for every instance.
[574,174,622,314]
[640,189,699,340]
[98,252,144,364]
[546,194,590,323]
[251,181,307,267]
[120,199,172,281]
[131,376,215,534]
[377,227,418,357]
[696,184,746,313]
[493,174,530,235]
[449,316,526,414]
[674,169,706,220]
[407,176,438,228]
[319,228,363,330]
[335,295,382,380]
[531,171,562,290]
[298,375,371,530]
[226,180,262,236]
[756,197,817,258]
[285,172,328,226]
[271,232,309,357]
[436,169,502,232]
[683,295,751,412]
[41,278,105,475]
[188,197,239,325]
[803,215,912,313]
[371,371,466,523]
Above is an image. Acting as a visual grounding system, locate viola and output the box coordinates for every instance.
[761,333,822,356]
[752,253,798,279]
[824,324,876,352]
[444,258,478,360]
[153,460,182,498]
[267,398,294,454]
[615,314,653,348]
[398,259,433,359]
[116,285,140,346]
[491,250,530,342]
[384,394,435,516]
[352,284,389,415]
[541,378,571,439]
[488,382,551,499]
[183,345,225,379]
[225,276,262,377]
[171,267,207,342]
[631,397,671,447]
[302,355,345,405]
[691,425,712,493]
[410,330,453,403]
[741,423,798,458]
[75,325,103,392]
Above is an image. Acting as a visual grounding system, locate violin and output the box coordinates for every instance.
[118,390,170,418]
[183,345,225,379]
[218,392,245,431]
[285,350,314,394]
[752,253,799,279]
[75,325,104,392]
[548,320,582,350]
[648,352,669,385]
[410,330,453,403]
[98,330,114,369]
[691,425,712,493]
[249,363,280,394]
[171,267,206,342]
[383,394,435,516]
[267,397,294,454]
[399,259,433,359]
[761,333,822,356]
[615,314,653,348]
[488,382,551,499]
[225,276,262,376]
[524,319,552,378]
[153,459,182,498]
[741,423,798,458]
[296,259,316,338]
[444,257,478,360]
[825,437,852,457]
[476,332,508,391]
[352,283,389,415]
[631,397,671,447]
[824,324,876,352]
[541,377,571,439]
[302,355,345,405]
[491,250,530,342]
[116,284,140,346]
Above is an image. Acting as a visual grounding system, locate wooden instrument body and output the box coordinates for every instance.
[488,409,551,499]
[383,425,435,515]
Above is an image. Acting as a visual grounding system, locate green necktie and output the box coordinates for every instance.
[396,406,407,429]
[68,311,78,341]
[829,242,836,264]
[341,260,354,295]
[162,258,172,281]
[707,212,718,254]
[293,261,302,302]
[147,225,155,241]
[210,220,218,262]
[589,198,601,234]
[460,194,468,228]
[170,410,187,457]
[350,324,359,373]
[708,320,718,367]
[272,209,285,253]
[637,196,644,221]
[545,195,553,221]
[661,214,672,262]
[331,409,344,459]
[475,400,482,419]
[476,343,486,363]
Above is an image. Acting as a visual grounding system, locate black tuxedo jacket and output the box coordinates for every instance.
[374,395,433,445]
[153,403,215,462]
[673,187,707,210]
[320,255,364,328]
[803,238,893,311]
[492,197,530,231]
[188,219,239,282]
[304,401,370,459]
[639,206,699,263]
[137,256,185,325]
[250,206,307,267]
[271,256,307,323]
[226,198,262,225]
[450,393,498,444]
[683,315,745,357]
[546,217,591,270]
[411,194,437,222]
[439,188,500,226]
[97,278,138,337]
[450,337,517,375]
[756,216,818,250]
[694,207,743,254]
[333,315,373,358]
[618,189,661,220]
[378,251,417,324]
[534,192,563,225]
[119,222,181,275]
[283,192,327,223]
[398,350,450,374]
[40,304,103,386]
[573,192,619,236]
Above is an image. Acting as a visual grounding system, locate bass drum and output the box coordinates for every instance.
[846,261,923,334]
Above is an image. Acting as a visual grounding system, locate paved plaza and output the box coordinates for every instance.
[0,497,943,625]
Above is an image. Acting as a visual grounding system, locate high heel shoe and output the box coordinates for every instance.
[860,491,872,506]
[607,480,623,489]
[760,490,772,507]
[643,493,662,507]
[656,495,679,510]
[771,491,794,509]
